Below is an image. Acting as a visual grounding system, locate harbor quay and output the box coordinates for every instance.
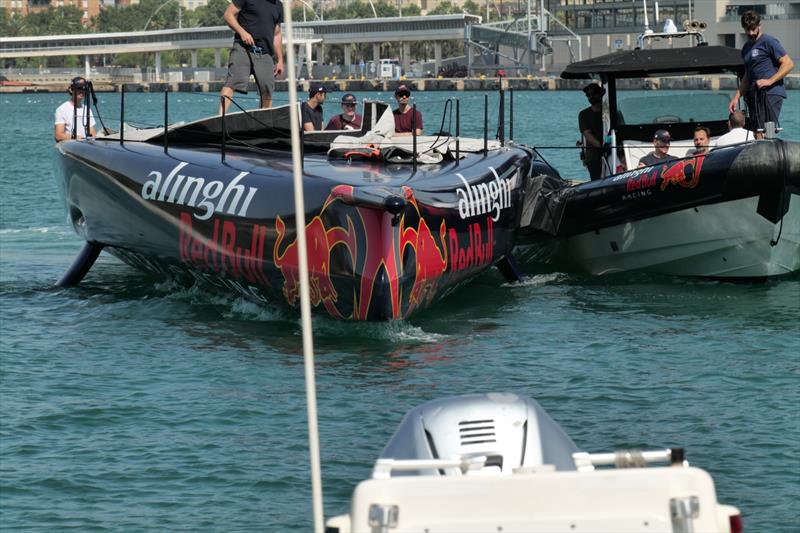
[5,74,798,94]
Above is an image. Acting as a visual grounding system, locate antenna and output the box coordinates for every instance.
[642,0,651,33]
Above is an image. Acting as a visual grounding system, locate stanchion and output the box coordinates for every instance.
[498,88,505,146]
[119,85,125,146]
[509,88,514,142]
[163,88,169,153]
[455,98,460,163]
[412,103,418,172]
[483,94,488,156]
[220,96,226,163]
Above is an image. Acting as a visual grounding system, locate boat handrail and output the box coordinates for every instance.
[572,447,687,472]
[372,454,492,478]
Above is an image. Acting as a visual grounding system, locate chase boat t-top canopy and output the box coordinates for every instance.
[561,45,744,80]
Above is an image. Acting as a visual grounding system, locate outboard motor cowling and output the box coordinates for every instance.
[379,393,581,476]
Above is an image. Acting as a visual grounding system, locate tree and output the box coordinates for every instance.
[194,0,229,27]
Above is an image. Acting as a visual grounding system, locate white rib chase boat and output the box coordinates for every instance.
[325,393,743,533]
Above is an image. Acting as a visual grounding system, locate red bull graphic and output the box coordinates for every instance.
[179,212,269,286]
[399,190,448,316]
[273,214,357,319]
[660,155,705,191]
[271,185,454,320]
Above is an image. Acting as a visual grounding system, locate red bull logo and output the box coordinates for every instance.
[273,214,356,318]
[660,155,705,191]
[400,191,448,315]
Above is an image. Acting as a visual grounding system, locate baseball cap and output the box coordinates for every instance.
[582,83,604,96]
[395,84,411,96]
[309,85,328,98]
[654,129,671,142]
[341,93,357,104]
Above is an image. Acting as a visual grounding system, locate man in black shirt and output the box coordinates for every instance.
[302,85,327,131]
[218,0,285,114]
[578,83,605,180]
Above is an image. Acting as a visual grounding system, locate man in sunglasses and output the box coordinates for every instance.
[325,93,363,131]
[392,84,423,136]
[638,129,677,168]
[54,77,96,142]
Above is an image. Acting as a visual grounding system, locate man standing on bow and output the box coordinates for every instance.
[728,10,794,138]
[218,0,285,114]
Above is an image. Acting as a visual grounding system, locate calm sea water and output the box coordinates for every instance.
[1,90,799,532]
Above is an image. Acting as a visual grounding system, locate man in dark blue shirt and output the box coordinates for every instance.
[218,0,285,114]
[728,10,794,137]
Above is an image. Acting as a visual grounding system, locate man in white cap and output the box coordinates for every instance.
[638,129,677,168]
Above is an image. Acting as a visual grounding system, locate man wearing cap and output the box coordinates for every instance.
[638,129,677,168]
[302,86,327,131]
[728,10,793,138]
[578,83,605,180]
[325,93,363,131]
[393,84,423,136]
[218,0,285,115]
[54,77,96,142]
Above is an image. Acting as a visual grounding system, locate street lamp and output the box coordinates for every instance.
[143,0,183,32]
[295,0,321,22]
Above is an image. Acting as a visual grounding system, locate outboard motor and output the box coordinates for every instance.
[379,393,581,476]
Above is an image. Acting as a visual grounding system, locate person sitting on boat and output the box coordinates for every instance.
[578,83,605,180]
[689,126,712,156]
[54,77,96,142]
[217,0,285,114]
[393,84,423,136]
[715,111,754,147]
[728,10,794,139]
[637,129,677,168]
[302,86,327,132]
[325,93,363,131]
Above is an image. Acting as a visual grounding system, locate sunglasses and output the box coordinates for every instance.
[396,92,410,98]
[342,102,356,107]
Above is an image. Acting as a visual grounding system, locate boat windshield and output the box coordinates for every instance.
[617,91,731,125]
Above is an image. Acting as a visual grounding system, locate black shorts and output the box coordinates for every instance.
[224,42,275,97]
[745,92,784,131]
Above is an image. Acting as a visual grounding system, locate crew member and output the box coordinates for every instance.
[638,129,677,168]
[393,84,423,136]
[325,93,363,131]
[218,0,285,114]
[728,10,794,138]
[716,112,753,147]
[54,77,96,142]
[578,83,605,180]
[302,86,327,131]
[689,126,712,155]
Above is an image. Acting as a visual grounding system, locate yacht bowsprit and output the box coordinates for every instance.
[54,100,536,320]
